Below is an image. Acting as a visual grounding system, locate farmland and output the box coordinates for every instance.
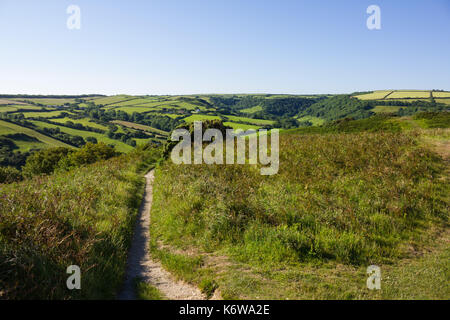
[30,120,133,153]
[1,91,448,169]
[111,120,169,136]
[0,92,449,301]
[0,120,73,150]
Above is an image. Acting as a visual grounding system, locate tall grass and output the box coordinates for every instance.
[151,131,448,267]
[0,147,160,299]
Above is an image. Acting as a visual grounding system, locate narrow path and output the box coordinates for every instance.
[118,170,205,300]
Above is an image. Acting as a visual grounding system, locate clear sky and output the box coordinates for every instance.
[0,0,449,95]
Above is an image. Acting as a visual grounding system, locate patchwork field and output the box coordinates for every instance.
[354,90,450,101]
[296,115,326,125]
[52,117,110,131]
[387,91,431,99]
[224,115,275,126]
[183,114,222,122]
[92,95,136,106]
[22,111,70,118]
[372,106,402,113]
[10,98,76,106]
[0,120,73,150]
[31,120,133,152]
[354,90,393,100]
[432,91,450,98]
[111,120,169,136]
[240,105,263,113]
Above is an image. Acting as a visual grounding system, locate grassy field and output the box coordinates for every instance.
[11,98,76,106]
[183,114,222,123]
[0,120,73,150]
[52,117,110,131]
[436,99,450,105]
[354,90,393,100]
[31,120,133,152]
[149,126,449,299]
[223,122,261,130]
[0,148,159,299]
[0,105,45,113]
[0,106,25,113]
[91,95,136,105]
[354,90,445,101]
[111,120,169,136]
[372,106,402,113]
[432,92,450,98]
[225,115,275,126]
[240,105,263,113]
[22,110,71,118]
[387,91,431,99]
[0,99,28,105]
[111,106,160,114]
[297,115,325,125]
[108,98,155,107]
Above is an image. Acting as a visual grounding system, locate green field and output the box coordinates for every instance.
[0,120,73,150]
[183,114,222,122]
[11,98,76,106]
[372,105,402,113]
[31,120,133,152]
[0,105,45,113]
[223,122,261,130]
[22,110,70,118]
[52,117,110,131]
[92,95,136,105]
[240,105,263,113]
[109,98,155,107]
[224,115,274,125]
[111,106,160,114]
[296,115,325,125]
[111,120,169,136]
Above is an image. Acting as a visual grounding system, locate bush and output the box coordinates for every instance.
[22,147,73,177]
[62,142,118,169]
[413,112,450,128]
[0,166,23,184]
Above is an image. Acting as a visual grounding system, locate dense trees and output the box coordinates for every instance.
[298,95,374,121]
[22,143,118,177]
[262,97,316,117]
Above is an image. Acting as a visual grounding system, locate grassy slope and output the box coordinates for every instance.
[0,148,159,299]
[149,123,449,299]
[52,117,110,131]
[0,120,73,150]
[31,120,133,153]
[224,115,274,126]
[111,120,169,136]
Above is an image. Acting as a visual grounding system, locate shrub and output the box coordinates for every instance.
[0,166,23,184]
[22,147,73,177]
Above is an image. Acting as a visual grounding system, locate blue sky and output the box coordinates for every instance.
[0,0,449,95]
